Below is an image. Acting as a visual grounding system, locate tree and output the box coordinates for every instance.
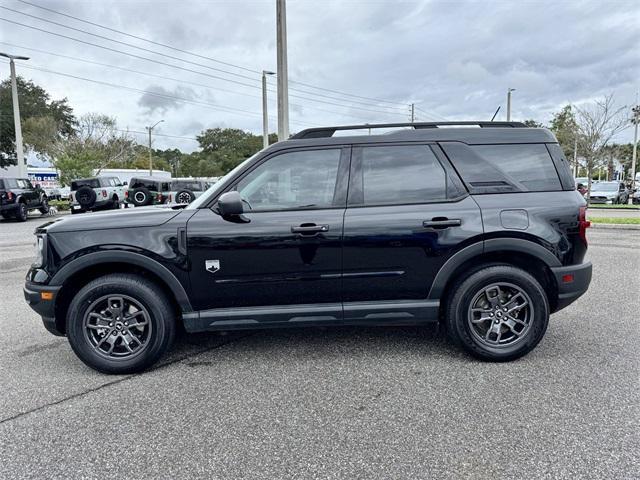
[523,119,544,128]
[55,113,137,185]
[0,76,75,167]
[549,105,578,166]
[574,95,629,200]
[195,128,274,176]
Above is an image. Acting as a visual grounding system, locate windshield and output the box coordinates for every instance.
[186,155,257,210]
[594,182,618,192]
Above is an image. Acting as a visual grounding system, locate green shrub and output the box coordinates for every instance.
[49,199,70,211]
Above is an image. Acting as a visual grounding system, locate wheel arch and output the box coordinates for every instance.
[50,251,192,334]
[429,239,560,312]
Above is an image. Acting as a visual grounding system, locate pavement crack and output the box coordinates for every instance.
[0,333,253,426]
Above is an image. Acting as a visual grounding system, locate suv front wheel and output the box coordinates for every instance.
[446,265,549,361]
[66,274,176,374]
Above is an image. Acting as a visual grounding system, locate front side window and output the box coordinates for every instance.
[235,149,341,211]
[359,145,447,205]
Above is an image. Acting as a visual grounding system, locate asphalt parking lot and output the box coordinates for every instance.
[0,213,638,479]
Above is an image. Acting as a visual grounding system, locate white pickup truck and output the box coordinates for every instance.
[69,176,127,213]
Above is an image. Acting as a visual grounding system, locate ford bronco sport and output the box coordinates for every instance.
[24,122,592,373]
[0,177,49,221]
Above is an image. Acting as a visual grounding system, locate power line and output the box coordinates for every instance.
[121,129,199,141]
[0,19,403,119]
[11,0,411,111]
[0,58,315,127]
[0,41,399,122]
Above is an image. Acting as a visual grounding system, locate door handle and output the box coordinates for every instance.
[422,218,462,229]
[291,224,329,235]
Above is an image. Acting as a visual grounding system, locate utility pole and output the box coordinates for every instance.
[573,136,578,177]
[146,119,164,176]
[410,103,415,123]
[506,88,515,121]
[0,52,29,178]
[262,70,275,149]
[276,0,290,141]
[630,105,639,203]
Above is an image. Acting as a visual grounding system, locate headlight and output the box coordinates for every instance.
[33,235,45,268]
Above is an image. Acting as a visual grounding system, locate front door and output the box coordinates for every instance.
[341,143,483,321]
[186,147,350,324]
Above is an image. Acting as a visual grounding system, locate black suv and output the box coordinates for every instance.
[24,122,592,373]
[0,177,49,221]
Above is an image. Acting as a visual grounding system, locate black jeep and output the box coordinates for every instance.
[0,177,49,221]
[24,122,592,373]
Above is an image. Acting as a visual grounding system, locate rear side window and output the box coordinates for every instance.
[357,145,447,205]
[130,178,159,190]
[472,145,561,191]
[172,180,203,191]
[441,143,562,193]
[71,179,100,190]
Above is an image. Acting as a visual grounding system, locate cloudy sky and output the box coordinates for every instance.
[0,0,638,153]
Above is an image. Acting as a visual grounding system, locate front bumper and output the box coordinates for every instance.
[23,282,64,336]
[550,261,592,312]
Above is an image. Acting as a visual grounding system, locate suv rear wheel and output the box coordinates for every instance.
[446,265,549,361]
[15,202,28,222]
[39,196,49,214]
[66,274,176,374]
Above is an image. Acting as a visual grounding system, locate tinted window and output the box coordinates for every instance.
[172,180,204,191]
[471,144,562,191]
[236,149,341,211]
[130,178,159,190]
[359,145,447,205]
[71,179,100,190]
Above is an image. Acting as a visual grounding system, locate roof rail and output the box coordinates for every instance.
[290,121,528,139]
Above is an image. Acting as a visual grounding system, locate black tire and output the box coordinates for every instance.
[39,196,49,214]
[446,265,549,362]
[76,186,97,208]
[175,189,196,204]
[15,202,28,222]
[66,274,176,374]
[111,196,120,210]
[131,187,152,206]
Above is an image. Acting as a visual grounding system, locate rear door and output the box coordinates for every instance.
[341,143,483,321]
[186,146,349,322]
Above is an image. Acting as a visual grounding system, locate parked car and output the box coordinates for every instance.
[70,177,127,214]
[632,182,640,204]
[24,121,592,373]
[0,177,49,221]
[588,181,629,204]
[125,177,171,206]
[167,179,210,204]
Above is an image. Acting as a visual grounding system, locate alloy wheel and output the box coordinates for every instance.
[83,295,152,359]
[467,282,533,348]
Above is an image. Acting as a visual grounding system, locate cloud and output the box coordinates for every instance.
[137,85,197,115]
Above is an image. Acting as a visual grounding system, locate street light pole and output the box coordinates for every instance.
[0,52,29,178]
[276,0,290,141]
[506,88,515,121]
[262,70,275,149]
[145,119,164,176]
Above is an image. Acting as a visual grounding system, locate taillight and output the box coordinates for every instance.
[102,190,107,197]
[169,194,172,202]
[157,193,163,202]
[579,206,591,245]
[6,191,13,200]
[125,191,128,198]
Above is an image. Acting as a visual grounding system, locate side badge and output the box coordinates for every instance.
[205,259,220,274]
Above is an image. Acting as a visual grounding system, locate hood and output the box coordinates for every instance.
[37,205,184,234]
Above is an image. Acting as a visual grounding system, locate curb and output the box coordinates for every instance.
[591,223,640,230]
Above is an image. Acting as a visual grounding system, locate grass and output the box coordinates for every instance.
[589,217,640,225]
[48,199,70,211]
[588,203,639,209]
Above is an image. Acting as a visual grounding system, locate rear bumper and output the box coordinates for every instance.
[0,202,19,213]
[23,282,65,336]
[71,199,110,211]
[550,261,592,312]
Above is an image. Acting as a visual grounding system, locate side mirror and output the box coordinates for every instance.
[35,184,41,189]
[122,181,128,186]
[217,191,244,216]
